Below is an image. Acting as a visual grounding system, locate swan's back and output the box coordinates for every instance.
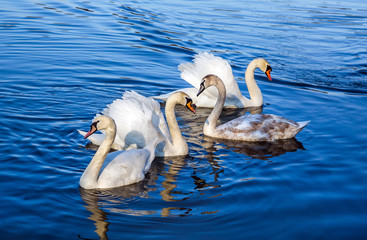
[215,114,309,141]
[97,148,151,188]
[179,52,243,99]
[97,138,158,189]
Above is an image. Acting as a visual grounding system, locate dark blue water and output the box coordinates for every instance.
[1,0,367,239]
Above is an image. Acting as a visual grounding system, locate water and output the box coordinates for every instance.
[1,0,366,239]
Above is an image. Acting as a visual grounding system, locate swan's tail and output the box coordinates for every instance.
[153,91,175,101]
[297,120,310,130]
[78,129,123,150]
[143,138,161,173]
[294,120,310,136]
[153,88,196,102]
[78,130,105,146]
[144,138,161,158]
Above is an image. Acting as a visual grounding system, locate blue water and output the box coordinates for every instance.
[1,0,367,239]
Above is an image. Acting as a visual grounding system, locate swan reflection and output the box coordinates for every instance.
[78,155,197,239]
[79,188,110,240]
[78,157,163,239]
[159,155,187,202]
[79,181,156,240]
[203,135,305,160]
[78,104,306,239]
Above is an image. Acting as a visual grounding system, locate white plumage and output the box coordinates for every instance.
[79,116,159,189]
[154,52,272,108]
[79,91,195,157]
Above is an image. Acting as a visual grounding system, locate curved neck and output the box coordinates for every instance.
[80,127,116,189]
[245,59,263,106]
[165,97,188,152]
[204,79,226,135]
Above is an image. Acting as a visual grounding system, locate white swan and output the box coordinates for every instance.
[80,115,159,189]
[154,52,272,108]
[197,74,310,141]
[78,91,196,157]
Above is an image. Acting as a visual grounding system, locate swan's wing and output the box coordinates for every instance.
[102,91,171,149]
[98,149,151,188]
[217,114,308,141]
[179,52,243,99]
[101,149,149,175]
[259,115,309,139]
[123,91,172,143]
[216,114,270,140]
[154,53,246,108]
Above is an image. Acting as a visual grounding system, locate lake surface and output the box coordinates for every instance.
[1,0,367,239]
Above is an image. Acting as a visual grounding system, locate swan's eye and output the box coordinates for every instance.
[84,120,100,139]
[91,120,99,129]
[266,65,272,72]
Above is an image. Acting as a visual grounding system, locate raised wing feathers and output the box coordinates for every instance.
[179,52,242,98]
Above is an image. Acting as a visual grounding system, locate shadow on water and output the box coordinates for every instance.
[204,135,305,160]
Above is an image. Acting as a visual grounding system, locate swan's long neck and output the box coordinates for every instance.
[204,78,226,136]
[80,126,116,189]
[165,96,188,154]
[245,59,263,106]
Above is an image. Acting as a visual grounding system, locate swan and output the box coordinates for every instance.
[80,115,159,189]
[197,74,310,141]
[78,91,196,157]
[154,52,272,108]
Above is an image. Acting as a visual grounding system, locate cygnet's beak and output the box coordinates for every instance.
[197,83,205,97]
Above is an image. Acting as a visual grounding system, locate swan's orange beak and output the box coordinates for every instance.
[84,122,98,139]
[186,100,196,114]
[265,65,272,81]
[265,69,272,81]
